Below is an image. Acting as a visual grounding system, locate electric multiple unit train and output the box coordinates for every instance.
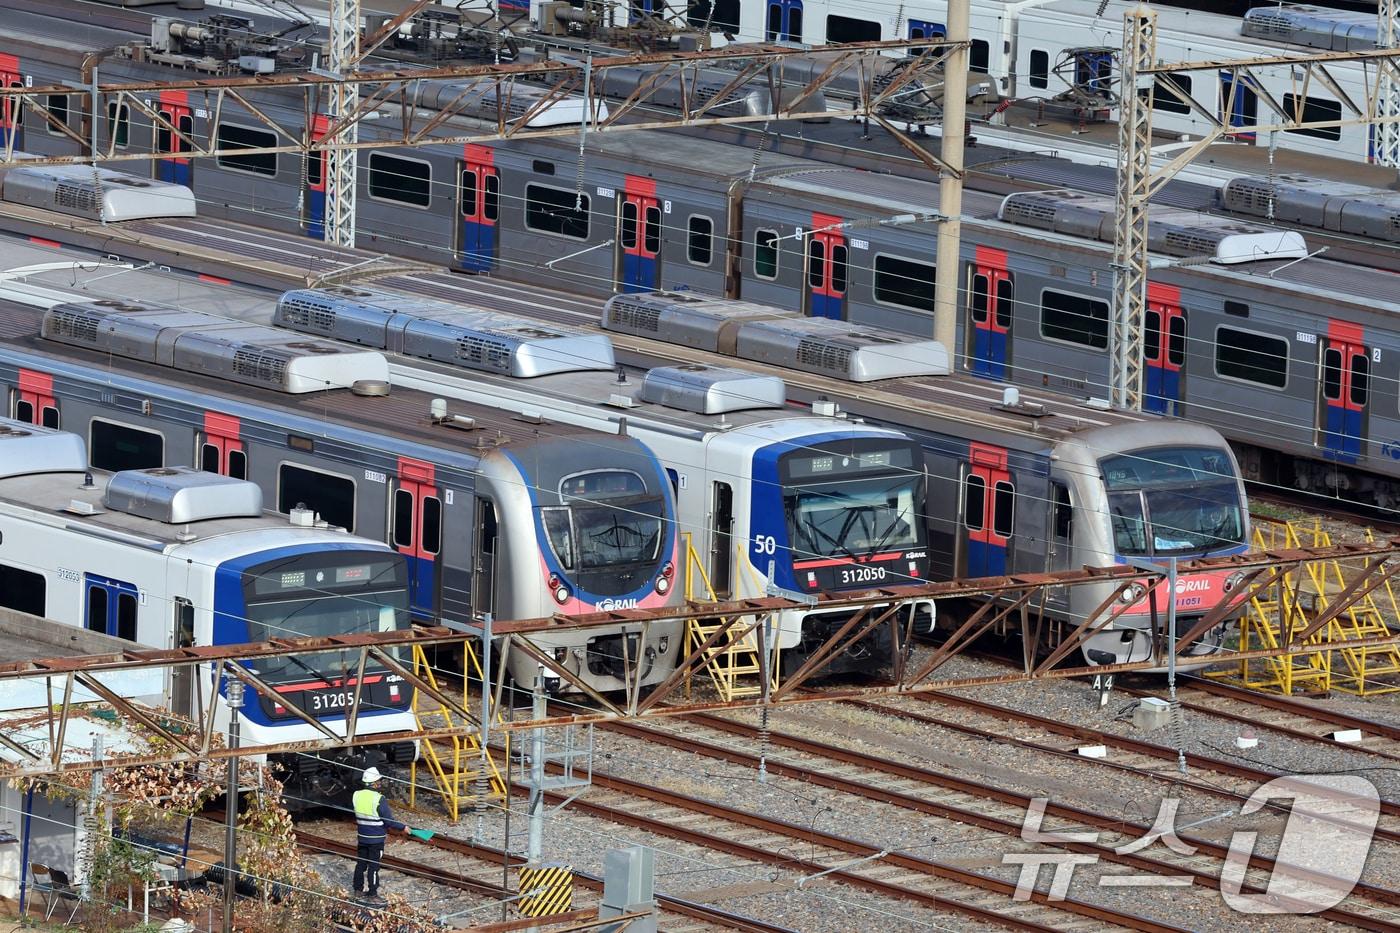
[0,416,416,802]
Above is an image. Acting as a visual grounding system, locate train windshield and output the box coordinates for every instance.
[541,469,666,596]
[782,444,924,561]
[1100,446,1244,556]
[241,554,409,682]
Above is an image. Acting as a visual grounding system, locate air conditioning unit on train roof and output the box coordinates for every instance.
[104,466,262,524]
[639,364,786,415]
[277,287,615,377]
[1242,5,1375,52]
[42,299,389,393]
[0,417,87,479]
[602,290,791,352]
[1222,174,1400,242]
[735,317,950,381]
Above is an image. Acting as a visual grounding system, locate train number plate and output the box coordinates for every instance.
[310,690,357,712]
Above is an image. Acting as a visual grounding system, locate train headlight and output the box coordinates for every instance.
[553,584,571,604]
[1224,571,1247,594]
[1119,582,1146,604]
[655,561,675,594]
[655,576,670,594]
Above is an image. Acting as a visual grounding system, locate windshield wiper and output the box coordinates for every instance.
[868,506,912,557]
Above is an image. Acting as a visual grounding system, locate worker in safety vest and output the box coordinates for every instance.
[352,766,410,899]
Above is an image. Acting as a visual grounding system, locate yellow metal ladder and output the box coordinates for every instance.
[681,533,771,701]
[408,640,507,820]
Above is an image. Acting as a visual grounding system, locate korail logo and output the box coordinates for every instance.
[596,597,639,611]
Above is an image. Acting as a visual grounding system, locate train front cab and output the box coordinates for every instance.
[740,430,935,678]
[1069,439,1251,670]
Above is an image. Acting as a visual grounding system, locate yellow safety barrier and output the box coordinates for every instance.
[408,640,507,820]
[1224,517,1400,695]
[518,863,574,918]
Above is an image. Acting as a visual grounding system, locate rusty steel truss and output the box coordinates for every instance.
[0,37,959,170]
[3,539,1400,779]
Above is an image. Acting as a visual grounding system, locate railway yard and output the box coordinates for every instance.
[9,0,1400,931]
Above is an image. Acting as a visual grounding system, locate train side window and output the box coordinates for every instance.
[665,468,679,497]
[1352,352,1370,406]
[1144,309,1161,362]
[483,173,500,221]
[368,152,432,208]
[200,443,220,473]
[278,463,356,532]
[228,448,247,480]
[116,591,137,642]
[995,277,1014,328]
[460,168,477,218]
[1040,289,1109,349]
[963,474,986,531]
[90,419,163,472]
[0,564,44,616]
[86,585,107,634]
[620,200,638,249]
[422,496,442,555]
[47,95,69,135]
[1283,93,1342,141]
[393,488,415,547]
[754,229,779,280]
[806,238,825,288]
[1052,483,1073,542]
[970,272,989,323]
[1223,300,1249,318]
[687,215,713,266]
[107,102,130,149]
[40,406,57,428]
[826,14,880,42]
[874,254,935,312]
[993,481,1014,538]
[215,123,277,177]
[1029,50,1049,89]
[14,397,31,423]
[525,184,590,240]
[644,205,662,254]
[1145,73,1193,115]
[710,481,733,598]
[1167,314,1186,366]
[175,597,195,649]
[970,39,990,74]
[1215,326,1288,389]
[307,148,324,187]
[1322,346,1343,401]
[830,243,848,295]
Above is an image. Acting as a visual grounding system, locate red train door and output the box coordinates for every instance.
[964,442,1013,577]
[0,55,22,151]
[968,246,1012,378]
[394,457,443,619]
[617,175,661,293]
[1319,321,1369,463]
[15,369,57,428]
[806,212,847,319]
[156,90,193,187]
[305,114,328,238]
[457,144,500,272]
[1144,282,1186,416]
[199,412,246,479]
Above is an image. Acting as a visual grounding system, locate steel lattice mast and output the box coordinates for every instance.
[325,0,360,247]
[1379,0,1400,167]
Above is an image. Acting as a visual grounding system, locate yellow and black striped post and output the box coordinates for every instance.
[518,863,573,917]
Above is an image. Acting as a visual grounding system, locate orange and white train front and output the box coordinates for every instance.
[1059,422,1252,670]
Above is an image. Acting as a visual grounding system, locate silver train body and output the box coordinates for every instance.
[0,417,414,802]
[0,292,682,694]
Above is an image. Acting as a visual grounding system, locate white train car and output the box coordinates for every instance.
[0,418,415,803]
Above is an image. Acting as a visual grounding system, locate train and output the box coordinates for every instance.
[0,414,416,803]
[0,284,684,694]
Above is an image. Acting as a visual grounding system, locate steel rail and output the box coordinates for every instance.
[514,768,1191,931]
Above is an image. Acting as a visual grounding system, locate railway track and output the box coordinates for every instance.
[516,762,1190,932]
[859,690,1400,845]
[586,712,1400,929]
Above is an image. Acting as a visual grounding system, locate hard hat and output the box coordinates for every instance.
[361,766,382,784]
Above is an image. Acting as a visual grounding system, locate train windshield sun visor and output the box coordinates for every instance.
[786,474,923,562]
[1099,447,1244,556]
[244,589,410,681]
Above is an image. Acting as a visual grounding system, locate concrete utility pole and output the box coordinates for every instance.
[1379,0,1400,168]
[223,678,244,933]
[931,0,968,354]
[1110,5,1156,412]
[326,0,361,246]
